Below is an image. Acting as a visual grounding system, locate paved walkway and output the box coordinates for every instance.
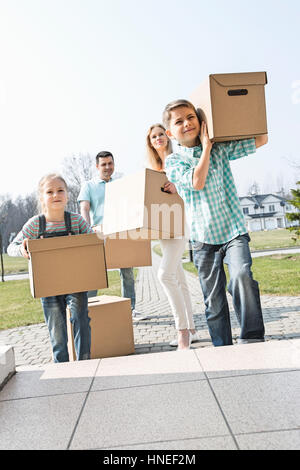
[1,340,300,450]
[0,251,300,450]
[1,251,300,367]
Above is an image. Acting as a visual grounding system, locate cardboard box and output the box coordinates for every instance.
[102,168,185,239]
[189,71,268,142]
[105,236,152,269]
[27,233,108,298]
[94,227,152,269]
[67,295,135,360]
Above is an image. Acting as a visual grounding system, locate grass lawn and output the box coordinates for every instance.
[248,228,300,251]
[153,229,300,259]
[0,269,136,330]
[1,254,29,275]
[182,254,300,296]
[0,280,44,330]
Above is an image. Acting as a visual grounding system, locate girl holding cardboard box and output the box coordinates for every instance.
[7,173,92,363]
[146,124,200,350]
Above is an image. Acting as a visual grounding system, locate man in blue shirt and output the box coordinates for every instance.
[78,151,148,321]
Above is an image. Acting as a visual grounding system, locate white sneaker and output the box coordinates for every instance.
[170,331,200,347]
[132,310,149,321]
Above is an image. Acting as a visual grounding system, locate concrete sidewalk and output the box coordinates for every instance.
[1,340,300,450]
[0,251,300,449]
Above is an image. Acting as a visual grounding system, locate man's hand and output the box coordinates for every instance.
[20,238,30,259]
[200,121,213,151]
[80,200,91,225]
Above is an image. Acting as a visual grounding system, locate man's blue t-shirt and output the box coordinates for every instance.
[77,176,114,226]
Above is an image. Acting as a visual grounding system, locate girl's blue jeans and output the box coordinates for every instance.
[192,234,265,347]
[41,292,91,363]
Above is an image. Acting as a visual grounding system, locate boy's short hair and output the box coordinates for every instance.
[96,151,114,164]
[162,99,198,128]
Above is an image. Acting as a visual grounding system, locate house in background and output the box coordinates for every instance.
[239,193,299,232]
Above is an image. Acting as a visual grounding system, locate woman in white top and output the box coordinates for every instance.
[146,123,199,349]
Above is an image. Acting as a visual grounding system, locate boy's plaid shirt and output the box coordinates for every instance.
[165,138,256,244]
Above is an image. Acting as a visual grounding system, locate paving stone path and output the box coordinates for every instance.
[1,251,299,367]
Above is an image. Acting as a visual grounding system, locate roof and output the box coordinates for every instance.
[248,212,276,218]
[239,194,287,206]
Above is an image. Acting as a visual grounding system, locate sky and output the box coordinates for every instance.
[0,0,300,199]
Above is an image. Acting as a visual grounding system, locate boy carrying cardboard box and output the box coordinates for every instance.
[163,99,268,347]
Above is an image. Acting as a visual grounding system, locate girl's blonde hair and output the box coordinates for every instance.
[146,123,172,171]
[38,173,68,212]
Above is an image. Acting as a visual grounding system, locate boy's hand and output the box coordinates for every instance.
[21,238,30,259]
[200,121,213,151]
[192,122,213,190]
[163,182,177,194]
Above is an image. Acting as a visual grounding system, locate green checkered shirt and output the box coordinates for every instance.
[165,138,256,244]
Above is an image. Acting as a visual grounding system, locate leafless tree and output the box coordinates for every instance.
[0,193,38,253]
[247,181,261,196]
[61,153,96,187]
[60,153,97,212]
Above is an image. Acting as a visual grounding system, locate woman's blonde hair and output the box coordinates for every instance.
[146,123,172,171]
[38,173,68,212]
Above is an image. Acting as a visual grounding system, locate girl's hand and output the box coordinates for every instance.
[163,182,177,194]
[200,121,213,151]
[20,238,30,259]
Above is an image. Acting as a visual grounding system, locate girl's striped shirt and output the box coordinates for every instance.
[7,212,93,257]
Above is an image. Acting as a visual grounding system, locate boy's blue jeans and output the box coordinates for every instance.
[88,268,136,310]
[41,292,91,363]
[192,234,265,347]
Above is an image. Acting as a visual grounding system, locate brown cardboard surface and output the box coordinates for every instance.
[190,71,268,142]
[67,295,134,360]
[93,228,152,269]
[105,238,152,269]
[102,168,185,239]
[28,233,108,298]
[93,227,152,269]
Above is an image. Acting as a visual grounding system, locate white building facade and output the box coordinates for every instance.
[239,194,298,232]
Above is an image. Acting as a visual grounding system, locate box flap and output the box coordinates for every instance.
[102,170,146,236]
[27,233,104,254]
[211,72,267,87]
[88,295,130,306]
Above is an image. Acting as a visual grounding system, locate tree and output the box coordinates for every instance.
[247,181,260,196]
[0,233,4,281]
[286,181,300,241]
[0,210,6,281]
[60,153,97,212]
[0,193,38,253]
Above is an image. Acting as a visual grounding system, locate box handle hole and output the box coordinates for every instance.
[228,89,248,96]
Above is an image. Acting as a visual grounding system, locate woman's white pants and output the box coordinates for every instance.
[157,238,195,330]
